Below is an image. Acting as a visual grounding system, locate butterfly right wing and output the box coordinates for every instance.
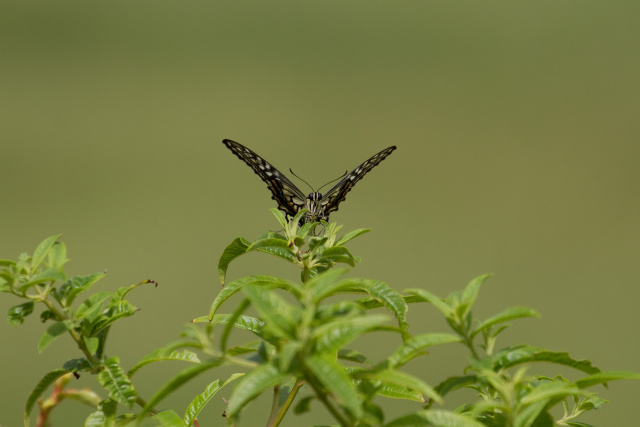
[222,139,307,218]
[319,145,397,217]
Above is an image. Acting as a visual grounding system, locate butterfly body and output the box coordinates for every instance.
[222,139,396,224]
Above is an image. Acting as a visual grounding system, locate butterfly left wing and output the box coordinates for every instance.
[222,139,307,218]
[320,145,397,216]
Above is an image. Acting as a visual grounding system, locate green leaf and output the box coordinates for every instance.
[577,394,608,412]
[472,306,540,338]
[208,313,281,348]
[306,355,363,419]
[16,253,29,276]
[356,369,442,405]
[153,410,186,427]
[433,375,478,398]
[359,281,408,329]
[492,345,601,375]
[270,207,289,229]
[516,382,584,427]
[220,298,251,352]
[247,238,297,262]
[258,230,287,241]
[387,333,461,369]
[0,259,17,267]
[84,409,108,427]
[523,408,554,427]
[19,267,66,291]
[24,369,70,426]
[322,278,408,329]
[217,237,251,285]
[227,345,258,356]
[97,356,137,407]
[515,403,553,427]
[86,399,117,427]
[57,273,106,306]
[404,288,453,318]
[375,382,426,402]
[140,358,225,419]
[110,279,157,303]
[574,371,640,389]
[0,277,10,293]
[39,310,56,323]
[38,320,74,353]
[308,236,328,252]
[128,348,200,377]
[297,221,318,238]
[62,358,92,372]
[88,300,137,335]
[208,275,301,320]
[307,265,328,281]
[47,242,68,268]
[289,209,309,230]
[32,235,62,270]
[338,349,372,365]
[322,221,340,241]
[183,373,244,426]
[8,301,34,326]
[565,423,597,427]
[279,341,303,371]
[294,395,314,414]
[312,314,389,353]
[334,228,371,246]
[308,268,351,302]
[384,410,486,427]
[76,292,112,322]
[243,284,300,340]
[226,362,288,419]
[209,313,263,334]
[62,387,102,407]
[459,274,491,318]
[318,246,356,266]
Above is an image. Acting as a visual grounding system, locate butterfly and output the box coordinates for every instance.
[222,139,396,224]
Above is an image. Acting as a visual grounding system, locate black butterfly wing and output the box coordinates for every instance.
[222,139,307,218]
[320,146,397,216]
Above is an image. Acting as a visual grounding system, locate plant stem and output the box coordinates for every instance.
[269,378,304,427]
[463,335,480,360]
[226,354,260,369]
[266,384,281,427]
[37,292,101,367]
[305,374,351,427]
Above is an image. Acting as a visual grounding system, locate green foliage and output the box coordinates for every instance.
[2,212,638,427]
[183,373,244,426]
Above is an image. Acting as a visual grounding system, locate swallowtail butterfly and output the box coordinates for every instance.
[222,139,396,224]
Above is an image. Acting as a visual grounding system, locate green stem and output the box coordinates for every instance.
[37,291,100,367]
[269,379,304,427]
[136,396,153,412]
[301,257,311,283]
[463,335,480,360]
[225,354,260,369]
[305,373,351,427]
[266,384,281,427]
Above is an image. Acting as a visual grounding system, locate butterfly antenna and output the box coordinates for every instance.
[317,170,348,193]
[289,169,316,192]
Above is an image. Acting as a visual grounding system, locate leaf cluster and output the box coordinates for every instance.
[2,212,639,427]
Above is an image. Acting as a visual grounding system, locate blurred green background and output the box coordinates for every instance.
[2,1,639,425]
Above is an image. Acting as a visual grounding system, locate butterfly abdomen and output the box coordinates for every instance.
[304,192,327,222]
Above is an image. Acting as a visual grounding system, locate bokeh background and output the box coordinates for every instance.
[2,1,639,426]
